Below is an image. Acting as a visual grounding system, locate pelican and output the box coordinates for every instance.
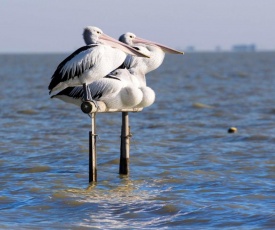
[48,26,149,101]
[127,46,156,108]
[119,32,183,87]
[51,69,143,109]
[117,33,183,108]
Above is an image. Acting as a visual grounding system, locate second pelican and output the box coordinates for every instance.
[51,69,143,110]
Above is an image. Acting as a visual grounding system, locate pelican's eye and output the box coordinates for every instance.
[97,31,100,34]
[130,35,133,38]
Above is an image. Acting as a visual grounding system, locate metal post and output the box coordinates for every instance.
[119,112,130,174]
[89,113,97,182]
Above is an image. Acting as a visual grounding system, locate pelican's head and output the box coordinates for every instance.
[107,69,133,83]
[108,69,129,78]
[83,26,103,45]
[132,46,151,57]
[119,32,137,46]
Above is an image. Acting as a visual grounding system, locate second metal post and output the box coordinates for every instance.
[119,112,130,174]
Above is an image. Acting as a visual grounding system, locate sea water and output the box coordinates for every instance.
[0,52,274,229]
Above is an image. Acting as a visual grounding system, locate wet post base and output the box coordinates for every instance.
[119,112,131,175]
[89,113,97,183]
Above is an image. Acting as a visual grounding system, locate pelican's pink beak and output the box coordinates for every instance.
[100,34,150,58]
[133,37,184,54]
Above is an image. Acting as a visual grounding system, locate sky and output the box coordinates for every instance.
[0,0,274,53]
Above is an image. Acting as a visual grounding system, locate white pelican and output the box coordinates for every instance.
[119,32,183,87]
[126,46,156,108]
[48,26,148,101]
[117,33,183,108]
[51,69,143,109]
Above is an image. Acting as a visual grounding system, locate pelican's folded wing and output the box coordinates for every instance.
[48,44,98,91]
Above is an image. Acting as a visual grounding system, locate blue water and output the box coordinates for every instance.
[0,52,274,229]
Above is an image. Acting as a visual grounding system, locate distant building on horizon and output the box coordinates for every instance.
[232,44,256,52]
[185,46,195,52]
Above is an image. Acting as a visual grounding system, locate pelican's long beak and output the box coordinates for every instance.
[100,34,150,58]
[133,37,184,54]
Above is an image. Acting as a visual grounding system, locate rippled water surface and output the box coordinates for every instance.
[0,52,274,229]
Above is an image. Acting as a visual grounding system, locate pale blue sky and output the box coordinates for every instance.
[1,0,274,53]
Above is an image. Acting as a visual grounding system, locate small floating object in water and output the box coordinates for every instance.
[192,102,214,109]
[228,127,238,133]
[17,109,39,115]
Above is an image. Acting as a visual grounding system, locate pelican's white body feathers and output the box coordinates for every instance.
[124,44,165,81]
[52,69,143,110]
[49,44,128,93]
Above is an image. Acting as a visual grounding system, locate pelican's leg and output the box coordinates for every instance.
[83,83,93,101]
[87,84,92,101]
[83,83,99,109]
[83,83,89,101]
